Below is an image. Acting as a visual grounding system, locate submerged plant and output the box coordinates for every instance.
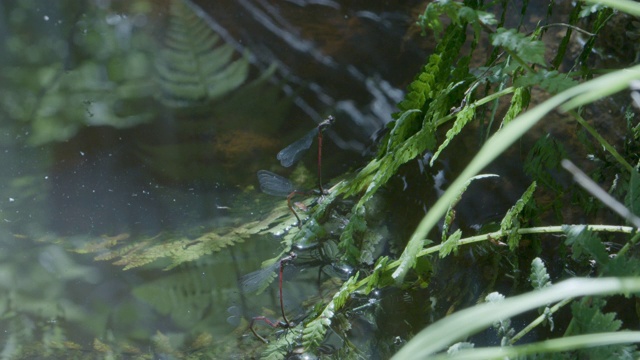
[5,0,640,358]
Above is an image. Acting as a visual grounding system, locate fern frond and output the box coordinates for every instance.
[491,28,546,66]
[501,87,530,126]
[365,256,390,294]
[156,0,249,107]
[484,292,515,345]
[524,134,566,192]
[441,174,499,242]
[440,229,462,258]
[500,181,537,250]
[569,297,633,359]
[341,25,468,206]
[430,105,476,166]
[514,70,578,94]
[303,273,359,350]
[73,225,249,270]
[624,170,640,219]
[339,207,367,263]
[417,1,496,39]
[530,257,551,290]
[563,225,610,266]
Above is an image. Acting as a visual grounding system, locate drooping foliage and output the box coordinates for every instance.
[5,0,640,358]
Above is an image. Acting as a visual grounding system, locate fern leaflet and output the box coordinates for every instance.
[500,181,537,250]
[563,225,610,266]
[302,273,359,350]
[530,257,551,290]
[440,229,462,258]
[430,105,476,166]
[501,86,530,126]
[491,28,546,66]
[514,70,578,94]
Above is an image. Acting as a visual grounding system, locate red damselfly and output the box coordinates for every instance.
[257,116,335,228]
[257,170,319,227]
[241,252,297,343]
[276,115,334,193]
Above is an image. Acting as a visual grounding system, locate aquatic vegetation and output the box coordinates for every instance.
[3,0,640,358]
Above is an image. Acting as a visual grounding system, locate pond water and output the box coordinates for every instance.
[2,0,623,358]
[0,1,438,358]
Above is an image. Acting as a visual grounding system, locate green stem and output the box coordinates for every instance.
[569,110,634,173]
[617,229,640,257]
[354,224,635,291]
[509,297,573,344]
[435,87,516,128]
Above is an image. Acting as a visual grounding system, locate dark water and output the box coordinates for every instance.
[3,0,622,358]
[0,0,435,358]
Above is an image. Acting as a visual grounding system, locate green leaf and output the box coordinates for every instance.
[524,134,566,192]
[625,169,640,218]
[441,174,499,242]
[500,181,537,250]
[514,70,578,94]
[530,257,551,290]
[563,225,610,266]
[417,1,496,39]
[339,207,367,263]
[392,277,640,359]
[501,87,530,127]
[431,105,476,166]
[366,256,390,294]
[569,297,630,359]
[491,28,546,65]
[303,273,359,350]
[440,229,462,258]
[583,0,640,17]
[393,64,640,285]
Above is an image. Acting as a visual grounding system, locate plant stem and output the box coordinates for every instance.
[569,109,634,173]
[509,297,573,344]
[354,224,635,291]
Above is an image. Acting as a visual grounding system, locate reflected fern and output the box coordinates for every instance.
[156,0,250,108]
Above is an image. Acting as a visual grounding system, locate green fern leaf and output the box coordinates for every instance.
[563,225,610,266]
[339,207,368,263]
[431,105,476,166]
[302,273,359,350]
[530,257,551,290]
[514,70,578,94]
[132,264,232,327]
[500,181,537,250]
[156,0,249,107]
[440,229,462,258]
[342,25,467,204]
[624,169,640,218]
[418,1,496,39]
[501,87,530,126]
[524,134,567,192]
[365,256,390,294]
[569,297,631,359]
[491,28,546,65]
[441,174,499,243]
[604,256,640,277]
[73,225,247,270]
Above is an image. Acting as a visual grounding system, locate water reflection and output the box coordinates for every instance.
[0,0,427,358]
